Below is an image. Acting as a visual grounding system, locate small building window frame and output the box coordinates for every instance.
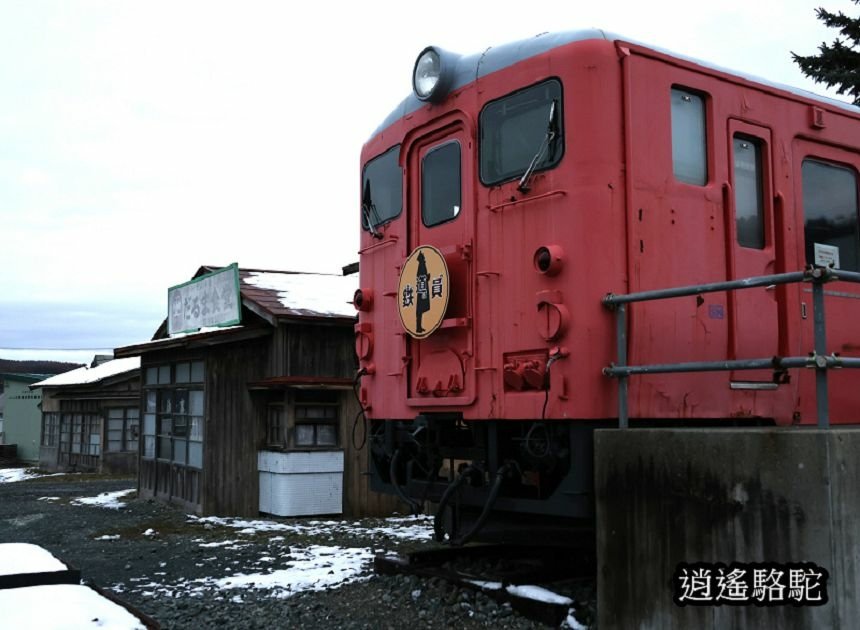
[143,361,204,468]
[290,389,339,449]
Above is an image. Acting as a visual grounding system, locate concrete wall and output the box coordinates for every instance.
[2,381,42,463]
[595,428,860,629]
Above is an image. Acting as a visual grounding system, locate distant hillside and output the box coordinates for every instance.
[0,359,83,376]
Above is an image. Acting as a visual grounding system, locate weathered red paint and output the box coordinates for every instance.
[358,36,860,426]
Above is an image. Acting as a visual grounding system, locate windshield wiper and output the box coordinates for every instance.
[517,100,559,193]
[362,180,384,239]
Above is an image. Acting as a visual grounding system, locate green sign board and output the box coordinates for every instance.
[168,263,241,335]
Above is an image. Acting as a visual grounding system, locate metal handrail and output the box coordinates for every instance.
[602,267,860,428]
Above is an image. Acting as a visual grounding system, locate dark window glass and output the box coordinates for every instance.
[671,87,707,185]
[293,395,338,448]
[802,159,860,271]
[268,405,285,447]
[422,141,461,226]
[480,79,563,185]
[362,145,402,229]
[733,136,765,249]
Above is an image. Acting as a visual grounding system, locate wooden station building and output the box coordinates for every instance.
[115,265,398,519]
[34,357,141,474]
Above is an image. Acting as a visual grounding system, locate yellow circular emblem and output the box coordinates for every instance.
[397,245,450,339]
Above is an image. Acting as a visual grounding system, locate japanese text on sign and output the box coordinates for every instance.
[168,263,242,335]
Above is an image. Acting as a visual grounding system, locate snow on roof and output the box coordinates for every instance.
[243,271,358,318]
[33,357,140,388]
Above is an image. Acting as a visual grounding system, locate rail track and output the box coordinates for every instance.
[374,544,595,626]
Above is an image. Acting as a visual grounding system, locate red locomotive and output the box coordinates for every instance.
[355,30,860,542]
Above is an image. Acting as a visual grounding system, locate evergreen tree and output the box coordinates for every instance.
[792,1,860,105]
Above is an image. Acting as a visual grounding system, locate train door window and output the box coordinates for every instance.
[479,79,563,186]
[802,159,860,271]
[671,87,708,185]
[422,141,461,227]
[733,135,765,249]
[362,145,402,230]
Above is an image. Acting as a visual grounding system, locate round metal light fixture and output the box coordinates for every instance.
[534,245,566,276]
[412,46,457,103]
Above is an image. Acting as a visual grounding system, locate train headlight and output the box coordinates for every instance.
[412,46,456,103]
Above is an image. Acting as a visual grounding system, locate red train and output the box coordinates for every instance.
[355,30,860,542]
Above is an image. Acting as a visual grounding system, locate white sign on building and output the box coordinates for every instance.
[168,264,242,335]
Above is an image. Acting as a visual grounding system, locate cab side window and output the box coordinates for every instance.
[802,159,860,270]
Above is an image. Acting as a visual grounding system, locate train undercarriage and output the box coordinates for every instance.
[369,415,600,545]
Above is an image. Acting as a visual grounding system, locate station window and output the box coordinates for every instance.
[422,141,461,227]
[733,135,765,249]
[802,159,860,271]
[671,87,708,185]
[106,407,140,453]
[362,145,402,230]
[267,403,286,448]
[143,361,204,468]
[292,390,338,448]
[480,79,563,186]
[41,412,59,447]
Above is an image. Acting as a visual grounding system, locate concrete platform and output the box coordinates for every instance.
[595,428,860,629]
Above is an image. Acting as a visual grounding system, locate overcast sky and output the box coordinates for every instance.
[1,0,856,365]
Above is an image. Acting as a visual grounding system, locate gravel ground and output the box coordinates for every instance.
[0,472,594,629]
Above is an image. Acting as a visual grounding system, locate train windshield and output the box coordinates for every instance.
[479,79,563,186]
[362,145,402,230]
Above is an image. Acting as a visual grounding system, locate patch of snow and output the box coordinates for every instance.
[198,540,243,549]
[188,513,433,541]
[0,584,145,629]
[71,489,135,510]
[466,579,503,590]
[0,468,46,483]
[0,543,68,576]
[95,535,121,541]
[563,611,589,629]
[33,357,140,387]
[37,496,60,501]
[505,584,573,606]
[244,272,358,318]
[143,529,157,536]
[214,545,373,596]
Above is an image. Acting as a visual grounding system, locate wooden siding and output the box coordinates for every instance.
[269,323,357,378]
[201,339,267,516]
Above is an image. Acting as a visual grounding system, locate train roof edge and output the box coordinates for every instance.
[368,28,860,142]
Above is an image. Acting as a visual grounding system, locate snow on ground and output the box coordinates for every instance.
[214,545,373,596]
[506,584,573,605]
[0,468,57,483]
[0,543,68,576]
[0,584,145,630]
[466,580,574,606]
[112,543,373,601]
[106,514,433,602]
[71,489,135,510]
[188,513,434,541]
